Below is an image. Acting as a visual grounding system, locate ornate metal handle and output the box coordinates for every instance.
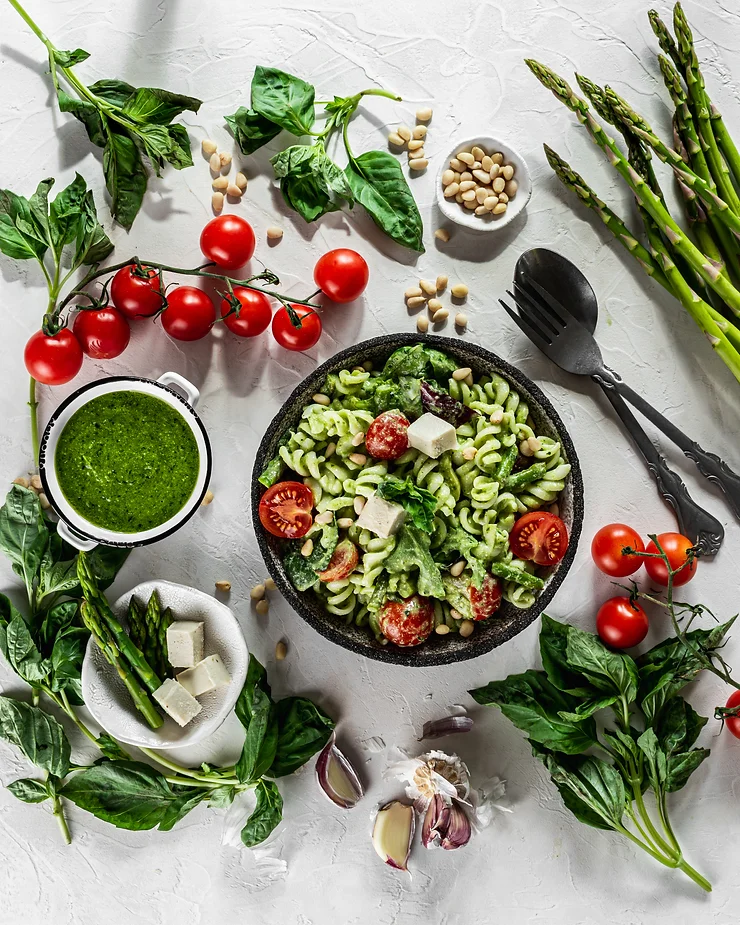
[595,381,724,556]
[597,366,740,522]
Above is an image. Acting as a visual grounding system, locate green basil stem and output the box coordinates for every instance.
[51,789,72,845]
[29,377,39,465]
[137,747,239,786]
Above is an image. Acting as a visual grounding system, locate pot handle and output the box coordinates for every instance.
[57,519,99,552]
[157,372,200,408]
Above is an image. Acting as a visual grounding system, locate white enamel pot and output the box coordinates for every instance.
[38,372,212,550]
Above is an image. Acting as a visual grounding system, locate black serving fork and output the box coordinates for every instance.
[500,279,727,556]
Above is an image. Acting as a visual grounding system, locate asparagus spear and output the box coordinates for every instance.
[77,553,162,693]
[648,8,682,71]
[127,598,146,653]
[142,592,162,677]
[158,607,173,678]
[81,601,163,729]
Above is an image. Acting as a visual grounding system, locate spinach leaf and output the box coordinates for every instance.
[37,600,78,649]
[49,626,87,691]
[241,779,283,847]
[267,696,335,778]
[6,616,51,683]
[384,525,445,598]
[61,760,200,830]
[345,151,424,251]
[234,656,279,783]
[382,345,457,382]
[376,476,438,532]
[534,746,627,830]
[7,777,52,803]
[564,621,639,702]
[0,697,70,776]
[0,486,48,598]
[469,670,598,754]
[251,66,315,136]
[226,107,282,155]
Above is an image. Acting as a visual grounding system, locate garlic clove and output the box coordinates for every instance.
[421,793,451,848]
[422,794,471,850]
[420,715,474,740]
[316,732,364,809]
[440,801,472,850]
[372,800,415,870]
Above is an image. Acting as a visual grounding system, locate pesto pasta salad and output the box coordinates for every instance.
[257,344,571,648]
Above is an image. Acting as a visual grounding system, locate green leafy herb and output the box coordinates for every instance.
[234,656,278,784]
[381,345,457,382]
[241,779,283,847]
[267,696,335,778]
[284,520,339,591]
[225,107,281,155]
[377,476,438,532]
[7,777,54,804]
[251,66,315,136]
[384,525,445,598]
[0,697,70,777]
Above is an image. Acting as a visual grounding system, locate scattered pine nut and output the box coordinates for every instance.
[417,314,429,333]
[226,183,243,197]
[427,298,443,311]
[435,228,451,243]
[201,489,214,506]
[520,439,534,457]
[219,152,232,169]
[388,132,405,147]
[337,517,355,529]
[490,409,504,424]
[30,474,42,491]
[301,538,314,557]
[349,453,367,466]
[450,608,464,622]
[459,619,474,638]
[408,139,425,152]
[528,437,542,453]
[464,372,474,386]
[436,274,448,291]
[407,296,426,309]
[275,640,288,660]
[451,284,469,300]
[405,286,423,299]
[325,442,336,459]
[12,476,29,488]
[235,172,248,191]
[38,492,50,510]
[409,158,428,171]
[209,152,221,172]
[212,176,229,190]
[462,446,477,461]
[452,366,472,380]
[351,431,365,447]
[212,192,224,212]
[312,393,331,406]
[397,124,412,142]
[215,580,231,592]
[416,107,433,122]
[432,308,449,323]
[202,139,218,156]
[250,584,266,600]
[315,511,334,525]
[450,559,466,577]
[353,496,366,515]
[435,624,451,635]
[455,312,468,329]
[265,577,277,591]
[419,279,437,296]
[255,599,270,616]
[412,125,428,139]
[444,143,516,221]
[266,226,284,241]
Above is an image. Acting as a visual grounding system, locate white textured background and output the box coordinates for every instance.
[1,1,740,923]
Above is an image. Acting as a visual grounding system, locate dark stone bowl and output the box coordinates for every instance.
[251,333,583,667]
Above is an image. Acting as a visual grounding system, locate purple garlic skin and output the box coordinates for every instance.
[422,794,471,850]
[420,715,473,740]
[316,732,364,809]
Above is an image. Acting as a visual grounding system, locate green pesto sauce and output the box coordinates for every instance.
[55,391,200,533]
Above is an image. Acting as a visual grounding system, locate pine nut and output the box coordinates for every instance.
[436,274,448,290]
[349,453,367,465]
[351,431,365,447]
[452,173,461,183]
[409,158,428,171]
[475,188,488,204]
[397,124,412,141]
[452,366,472,380]
[528,437,542,453]
[337,517,354,529]
[202,139,218,156]
[451,284,469,299]
[265,577,277,591]
[12,476,29,488]
[201,489,214,506]
[472,161,482,171]
[38,492,50,510]
[475,205,487,216]
[250,584,266,600]
[219,152,232,168]
[212,192,224,212]
[492,177,506,193]
[489,164,500,182]
[215,580,231,592]
[407,296,426,309]
[459,171,473,182]
[226,183,243,197]
[450,559,466,577]
[435,228,451,242]
[492,203,508,215]
[550,503,560,517]
[354,496,366,515]
[473,169,491,185]
[461,190,476,202]
[266,226,283,241]
[325,442,336,459]
[490,409,504,424]
[435,624,451,635]
[432,308,449,323]
[416,280,434,297]
[443,183,459,198]
[388,132,405,147]
[462,445,477,460]
[209,152,221,171]
[455,194,464,203]
[457,151,475,166]
[471,145,485,160]
[413,125,428,139]
[465,372,473,386]
[312,393,331,406]
[301,539,314,557]
[235,172,248,191]
[498,193,509,203]
[449,157,465,172]
[484,196,498,211]
[450,608,464,622]
[458,180,476,193]
[417,314,429,333]
[442,169,455,185]
[455,312,468,328]
[464,199,477,210]
[505,179,518,198]
[256,599,270,616]
[315,511,334,525]
[416,107,433,121]
[501,164,514,181]
[481,155,493,172]
[408,139,424,152]
[29,474,42,490]
[459,619,474,638]
[405,286,423,299]
[427,298,443,311]
[492,152,504,165]
[275,640,288,660]
[212,176,229,190]
[520,439,534,457]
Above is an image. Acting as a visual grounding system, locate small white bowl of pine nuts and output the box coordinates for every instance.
[436,136,531,232]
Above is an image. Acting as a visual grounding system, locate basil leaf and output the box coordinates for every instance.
[601,726,641,771]
[88,79,137,108]
[95,733,131,762]
[283,546,321,592]
[226,106,281,155]
[345,150,424,251]
[6,617,51,683]
[0,593,23,660]
[368,376,423,419]
[251,66,315,136]
[384,524,445,598]
[55,89,107,147]
[0,697,71,776]
[376,476,438,532]
[272,145,345,222]
[37,600,78,649]
[564,622,639,702]
[235,686,277,784]
[27,178,54,250]
[52,48,91,68]
[534,746,627,830]
[241,778,283,847]
[120,87,201,126]
[469,669,598,754]
[61,760,197,830]
[7,777,51,803]
[102,130,149,231]
[636,728,667,793]
[208,785,237,808]
[0,485,49,595]
[72,185,114,266]
[267,696,335,778]
[557,693,618,722]
[539,614,603,699]
[283,521,339,591]
[158,790,207,831]
[665,747,710,793]
[49,627,87,690]
[655,697,707,755]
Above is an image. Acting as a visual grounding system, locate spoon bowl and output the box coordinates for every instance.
[515,248,598,334]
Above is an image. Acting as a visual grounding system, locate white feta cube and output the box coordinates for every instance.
[177,654,231,697]
[406,412,458,458]
[355,494,406,538]
[153,678,202,727]
[166,621,205,668]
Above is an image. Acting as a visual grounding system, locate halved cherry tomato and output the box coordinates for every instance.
[724,690,740,740]
[221,287,272,338]
[596,596,649,649]
[200,215,256,271]
[161,287,215,341]
[24,328,83,385]
[271,304,322,351]
[644,533,696,587]
[510,511,569,566]
[110,264,162,319]
[470,573,502,621]
[314,248,369,303]
[378,595,434,647]
[259,481,313,539]
[365,410,410,460]
[317,539,359,582]
[591,523,645,577]
[73,307,130,359]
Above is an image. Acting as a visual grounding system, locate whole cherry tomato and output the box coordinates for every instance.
[644,533,696,587]
[161,287,216,341]
[724,690,740,740]
[378,595,435,647]
[24,328,83,385]
[470,573,502,621]
[271,304,322,351]
[314,248,369,303]
[596,597,649,649]
[73,307,130,359]
[110,264,162,319]
[200,215,255,271]
[220,287,272,338]
[591,523,645,577]
[365,411,410,460]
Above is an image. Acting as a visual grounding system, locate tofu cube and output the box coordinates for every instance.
[406,413,458,459]
[153,678,202,727]
[177,654,231,697]
[166,621,205,668]
[355,494,406,538]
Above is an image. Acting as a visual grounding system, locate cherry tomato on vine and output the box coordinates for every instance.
[110,264,162,319]
[314,248,369,303]
[596,597,649,649]
[160,287,215,341]
[365,411,410,460]
[200,215,256,271]
[470,573,502,621]
[317,539,359,582]
[24,328,83,386]
[644,532,697,587]
[258,481,314,539]
[724,690,740,740]
[271,304,322,351]
[220,287,272,338]
[378,595,434,647]
[73,307,130,359]
[510,511,569,566]
[591,523,645,577]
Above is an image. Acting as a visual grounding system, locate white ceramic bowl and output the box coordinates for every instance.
[435,135,532,233]
[81,580,248,749]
